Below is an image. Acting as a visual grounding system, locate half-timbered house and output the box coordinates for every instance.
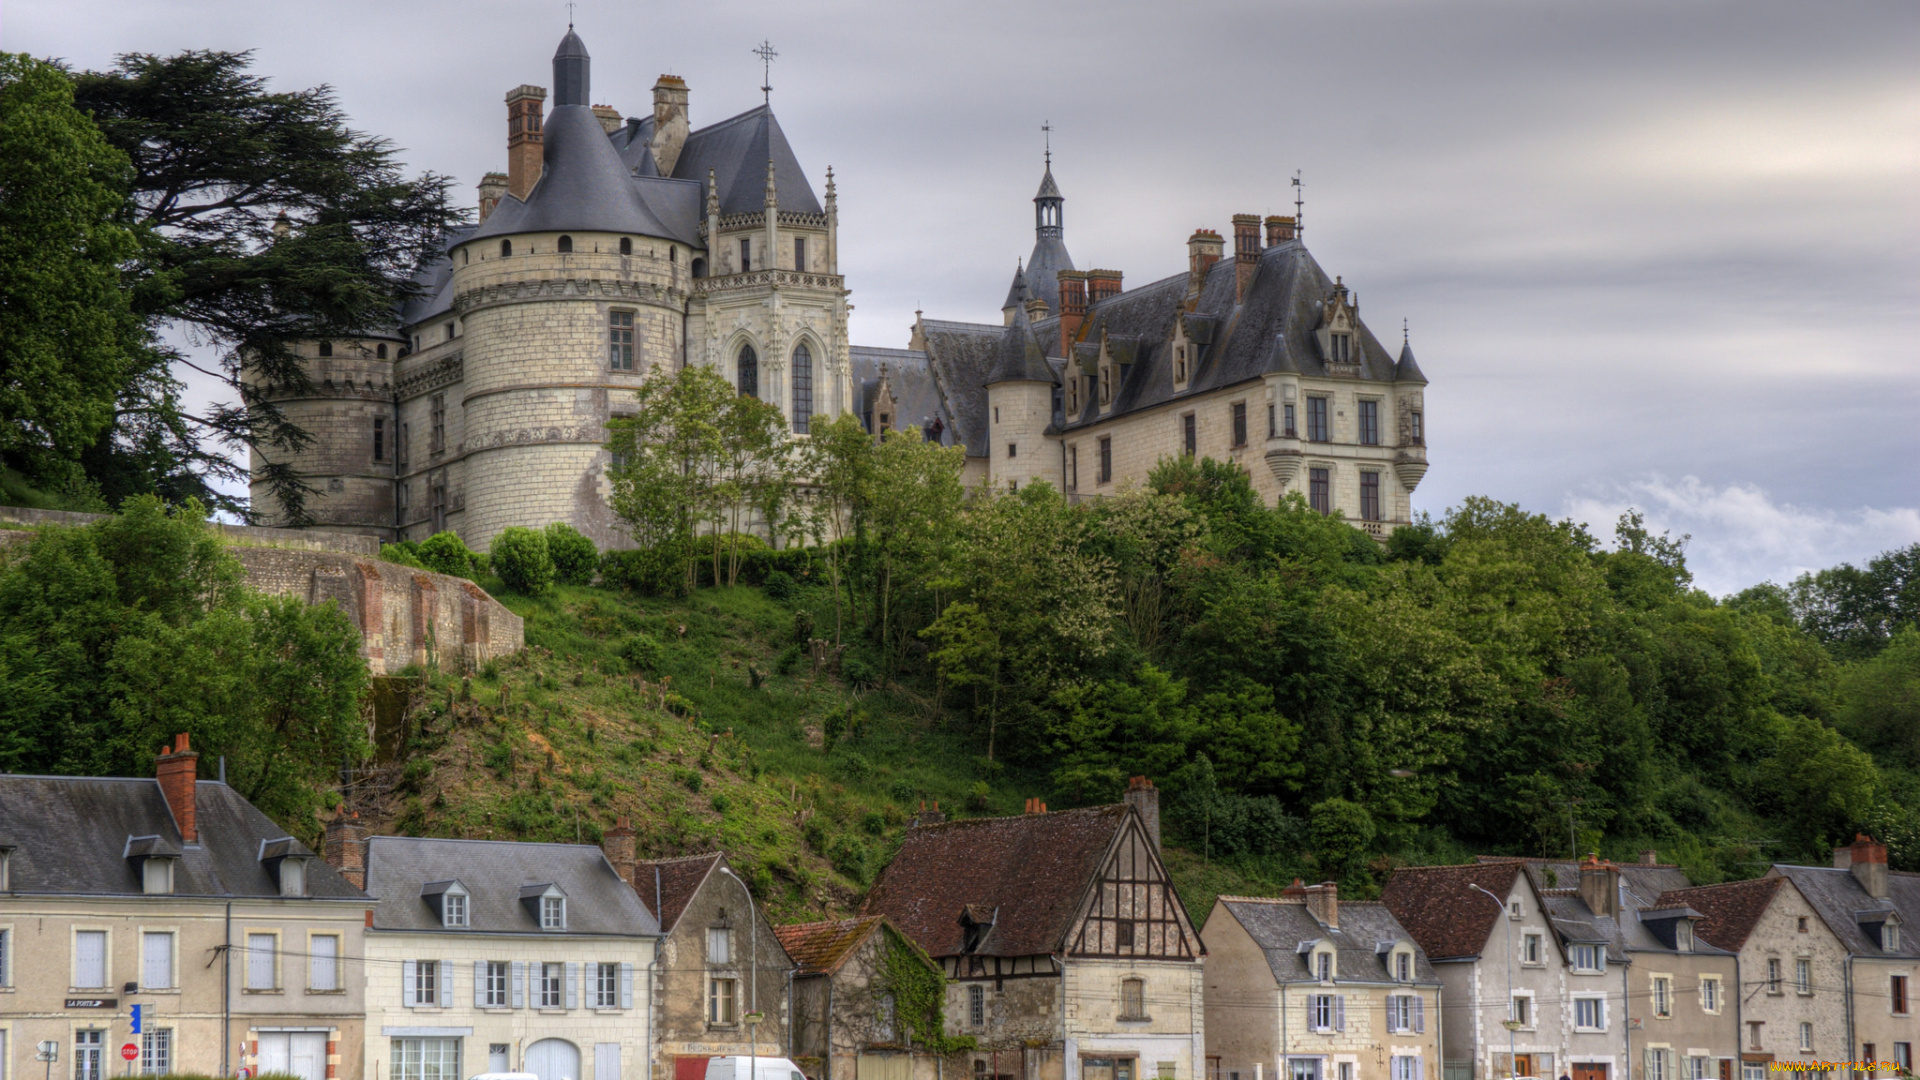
[860,778,1206,1080]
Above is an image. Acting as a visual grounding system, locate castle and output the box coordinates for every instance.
[252,27,1429,550]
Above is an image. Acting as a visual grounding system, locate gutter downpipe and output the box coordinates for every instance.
[1280,976,1288,1080]
[223,899,233,1077]
[1732,955,1743,1079]
[1845,957,1856,1078]
[650,865,662,1080]
[1623,959,1632,1080]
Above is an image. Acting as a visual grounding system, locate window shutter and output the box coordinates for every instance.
[402,960,417,1006]
[511,960,526,1009]
[441,960,454,1005]
[1416,1060,1425,1080]
[1335,995,1346,1031]
[566,961,580,1009]
[1414,996,1425,1033]
[475,961,487,1007]
[621,962,635,1009]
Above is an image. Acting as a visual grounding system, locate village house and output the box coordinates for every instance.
[633,851,795,1080]
[330,820,657,1080]
[1202,884,1442,1080]
[775,915,945,1080]
[1381,860,1565,1080]
[860,779,1206,1080]
[0,734,369,1080]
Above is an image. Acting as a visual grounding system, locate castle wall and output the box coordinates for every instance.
[248,339,400,537]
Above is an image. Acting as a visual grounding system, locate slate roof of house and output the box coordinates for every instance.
[774,916,885,976]
[1395,341,1427,384]
[365,835,656,935]
[1380,860,1529,960]
[860,803,1132,958]
[632,851,724,933]
[986,304,1055,386]
[0,775,364,900]
[1215,896,1439,985]
[914,319,1006,458]
[1654,876,1787,952]
[850,347,957,444]
[1770,865,1920,959]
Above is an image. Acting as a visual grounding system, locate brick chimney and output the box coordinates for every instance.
[1086,269,1123,305]
[155,733,199,844]
[1281,877,1309,900]
[323,812,372,890]
[591,104,624,134]
[602,817,637,888]
[1187,229,1224,302]
[1232,214,1260,303]
[1639,849,1659,866]
[505,85,548,202]
[1057,270,1089,357]
[1265,215,1297,246]
[1304,881,1339,928]
[477,173,509,223]
[1838,834,1890,899]
[651,75,690,177]
[1578,854,1619,918]
[1124,776,1160,852]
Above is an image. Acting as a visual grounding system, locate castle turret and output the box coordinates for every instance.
[985,304,1062,492]
[1024,160,1074,329]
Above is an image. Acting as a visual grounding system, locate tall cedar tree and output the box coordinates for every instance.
[70,51,463,520]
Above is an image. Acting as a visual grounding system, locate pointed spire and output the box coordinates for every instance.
[824,166,836,204]
[553,26,591,107]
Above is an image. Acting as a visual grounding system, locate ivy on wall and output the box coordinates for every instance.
[881,928,976,1055]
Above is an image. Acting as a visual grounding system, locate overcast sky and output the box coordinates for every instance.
[9,0,1917,594]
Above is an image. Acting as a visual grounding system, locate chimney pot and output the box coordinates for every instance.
[651,75,691,177]
[1232,214,1261,301]
[1057,270,1090,357]
[477,172,509,224]
[1123,775,1161,853]
[602,817,638,890]
[1578,854,1620,918]
[591,104,624,134]
[1640,849,1659,866]
[155,732,200,844]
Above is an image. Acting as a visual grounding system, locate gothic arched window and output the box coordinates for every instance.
[500,239,512,258]
[791,343,813,433]
[557,235,573,254]
[619,237,632,256]
[737,344,759,399]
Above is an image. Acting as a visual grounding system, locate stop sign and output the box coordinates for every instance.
[121,1044,138,1061]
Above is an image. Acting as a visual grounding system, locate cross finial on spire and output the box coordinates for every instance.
[1292,169,1304,237]
[566,1,575,28]
[1042,120,1052,168]
[753,40,778,105]
[1403,317,1409,345]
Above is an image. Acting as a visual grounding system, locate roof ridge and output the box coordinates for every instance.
[371,835,603,851]
[908,804,1122,829]
[1662,877,1778,894]
[636,851,724,864]
[688,102,772,137]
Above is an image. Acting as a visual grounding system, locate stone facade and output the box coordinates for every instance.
[779,917,944,1080]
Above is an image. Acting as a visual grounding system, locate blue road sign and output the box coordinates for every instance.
[131,1003,142,1033]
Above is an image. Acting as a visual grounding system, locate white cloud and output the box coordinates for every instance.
[1561,475,1920,597]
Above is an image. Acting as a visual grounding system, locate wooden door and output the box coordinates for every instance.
[1573,1065,1609,1080]
[1516,1057,1535,1078]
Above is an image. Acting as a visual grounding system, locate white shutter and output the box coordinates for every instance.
[1416,1059,1425,1080]
[443,959,455,1005]
[475,960,487,1007]
[144,932,172,989]
[621,961,634,1009]
[1335,995,1346,1031]
[597,1043,622,1080]
[402,960,418,1006]
[1414,996,1425,1034]
[76,931,106,988]
[566,960,580,1009]
[511,960,526,1008]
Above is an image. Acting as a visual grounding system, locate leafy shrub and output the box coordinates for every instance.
[482,741,514,779]
[775,644,802,675]
[836,751,873,784]
[675,766,703,793]
[490,526,555,594]
[829,835,870,882]
[966,780,993,812]
[416,531,479,578]
[711,792,732,815]
[889,778,919,804]
[861,810,886,835]
[841,647,882,690]
[379,542,426,569]
[544,521,599,584]
[793,608,815,644]
[803,816,830,852]
[763,570,796,602]
[622,633,665,674]
[599,546,684,596]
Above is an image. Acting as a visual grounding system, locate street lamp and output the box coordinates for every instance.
[1470,884,1517,1080]
[718,866,762,1080]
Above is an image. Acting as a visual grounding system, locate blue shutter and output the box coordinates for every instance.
[475,961,486,1007]
[1414,996,1425,1034]
[621,962,635,1009]
[566,961,580,1009]
[441,959,454,1006]
[401,960,417,1007]
[511,960,526,1009]
[1335,995,1346,1031]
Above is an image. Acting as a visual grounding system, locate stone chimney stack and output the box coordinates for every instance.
[602,817,638,888]
[1187,229,1224,302]
[155,733,200,844]
[506,85,548,202]
[1639,849,1659,866]
[1057,270,1089,357]
[1124,776,1161,852]
[324,812,372,889]
[911,801,947,828]
[1087,269,1123,305]
[1578,854,1619,918]
[477,173,509,223]
[1232,214,1261,302]
[1265,215,1297,246]
[1305,881,1339,928]
[651,75,690,177]
[1840,834,1890,899]
[591,105,624,134]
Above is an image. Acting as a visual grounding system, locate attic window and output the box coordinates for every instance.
[444,891,468,928]
[143,857,175,895]
[1677,921,1695,952]
[1886,924,1901,951]
[558,235,574,254]
[542,895,566,929]
[1330,333,1352,364]
[318,341,333,358]
[1316,950,1333,982]
[1394,950,1411,982]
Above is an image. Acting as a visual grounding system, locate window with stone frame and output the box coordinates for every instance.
[1284,403,1297,437]
[794,237,807,273]
[1653,975,1672,1017]
[738,344,759,399]
[1796,958,1812,995]
[1309,468,1331,515]
[1099,437,1112,484]
[1182,413,1196,456]
[1306,396,1329,442]
[1120,978,1145,1019]
[1360,472,1381,521]
[373,416,387,463]
[1232,402,1248,448]
[609,310,636,371]
[791,343,813,433]
[709,976,739,1024]
[968,984,985,1027]
[740,238,752,273]
[1358,399,1380,445]
[429,394,445,455]
[429,475,447,533]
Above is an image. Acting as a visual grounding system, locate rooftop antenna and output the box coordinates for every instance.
[1042,120,1052,168]
[753,40,778,106]
[1292,170,1304,237]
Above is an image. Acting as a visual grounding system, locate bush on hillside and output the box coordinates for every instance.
[379,542,426,569]
[416,531,479,578]
[622,632,665,674]
[491,527,555,594]
[600,546,684,596]
[545,521,599,585]
[763,570,795,602]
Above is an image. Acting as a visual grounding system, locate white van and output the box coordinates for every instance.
[703,1056,809,1080]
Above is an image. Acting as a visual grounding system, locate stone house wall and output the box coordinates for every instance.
[651,871,794,1080]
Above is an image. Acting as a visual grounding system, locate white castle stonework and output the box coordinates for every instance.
[251,29,1428,550]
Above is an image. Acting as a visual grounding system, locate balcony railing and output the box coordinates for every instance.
[694,269,844,295]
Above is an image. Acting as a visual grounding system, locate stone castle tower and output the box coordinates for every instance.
[250,27,851,551]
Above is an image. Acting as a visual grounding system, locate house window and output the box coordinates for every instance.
[1309,468,1330,515]
[1506,993,1529,1027]
[540,962,563,1008]
[557,235,573,254]
[1306,396,1329,442]
[740,238,752,272]
[429,394,445,455]
[1575,997,1606,1030]
[485,961,509,1007]
[1390,994,1417,1031]
[378,342,388,359]
[392,1037,461,1080]
[737,344,759,398]
[620,237,632,256]
[445,322,455,341]
[1677,922,1695,952]
[1360,472,1381,521]
[1100,362,1112,405]
[541,896,566,930]
[1232,401,1247,447]
[1121,978,1145,1018]
[1797,958,1812,994]
[1893,1045,1910,1073]
[1117,921,1135,948]
[1800,1022,1814,1052]
[1886,924,1901,951]
[709,976,739,1023]
[1523,933,1542,964]
[1395,951,1411,981]
[1700,975,1720,1013]
[1893,975,1909,1014]
[1391,1058,1418,1080]
[247,933,276,990]
[1798,916,1809,933]
[318,341,333,358]
[373,416,387,462]
[75,929,108,988]
[1099,437,1112,484]
[791,343,813,433]
[1182,413,1196,456]
[708,927,732,964]
[1648,1052,1670,1080]
[1653,975,1672,1017]
[75,1030,104,1080]
[597,962,619,1008]
[968,984,985,1026]
[429,476,447,533]
[139,1029,171,1075]
[1330,333,1351,363]
[442,892,467,927]
[609,310,636,371]
[1268,403,1276,437]
[1688,1057,1711,1080]
[141,931,172,989]
[1749,1022,1763,1050]
[1572,944,1604,972]
[794,237,807,272]
[1309,993,1341,1031]
[1284,403,1297,437]
[1069,445,1079,491]
[1409,411,1423,445]
[410,959,438,1005]
[1008,443,1017,459]
[1767,957,1782,993]
[1359,399,1379,445]
[1174,346,1187,383]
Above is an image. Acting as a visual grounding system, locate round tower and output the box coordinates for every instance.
[984,305,1063,492]
[248,333,402,536]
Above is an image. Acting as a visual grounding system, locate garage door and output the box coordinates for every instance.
[258,1032,329,1080]
[858,1055,912,1080]
[529,1039,584,1080]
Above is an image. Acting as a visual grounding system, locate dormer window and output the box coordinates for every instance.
[1572,944,1605,972]
[143,856,175,895]
[1175,346,1188,384]
[0,845,11,891]
[1316,950,1334,982]
[445,890,469,927]
[1330,333,1351,364]
[1677,921,1695,952]
[1394,950,1412,982]
[1886,924,1901,951]
[542,895,565,929]
[126,835,181,895]
[278,858,306,898]
[259,837,314,898]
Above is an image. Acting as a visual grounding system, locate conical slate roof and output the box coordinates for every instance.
[986,303,1054,385]
[1025,235,1073,315]
[1035,165,1063,202]
[1002,262,1029,311]
[552,28,590,107]
[468,103,677,242]
[1395,340,1428,384]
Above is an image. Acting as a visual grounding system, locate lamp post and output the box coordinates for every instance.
[1471,884,1518,1080]
[719,866,762,1080]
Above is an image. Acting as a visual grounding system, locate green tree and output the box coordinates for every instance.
[490,526,555,595]
[788,414,874,643]
[1837,629,1920,769]
[607,365,731,594]
[543,521,599,585]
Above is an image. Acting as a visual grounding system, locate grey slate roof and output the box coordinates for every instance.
[1002,263,1030,311]
[986,304,1055,386]
[1217,897,1439,986]
[850,346,956,444]
[365,835,657,937]
[1770,865,1920,959]
[914,319,1006,458]
[668,105,823,217]
[1521,859,1734,960]
[0,775,364,900]
[400,224,475,326]
[469,104,690,244]
[1395,341,1427,384]
[1024,234,1074,318]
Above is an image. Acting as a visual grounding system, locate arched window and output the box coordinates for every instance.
[619,237,632,256]
[318,341,332,357]
[691,257,707,279]
[500,239,512,257]
[668,246,676,263]
[376,343,388,359]
[461,248,469,265]
[557,235,573,254]
[791,343,813,433]
[737,344,759,398]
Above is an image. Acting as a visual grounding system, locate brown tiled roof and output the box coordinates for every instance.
[775,916,884,976]
[1657,876,1786,952]
[634,852,722,932]
[860,804,1129,958]
[1380,861,1527,960]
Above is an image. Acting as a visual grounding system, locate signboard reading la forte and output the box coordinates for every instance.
[64,998,117,1009]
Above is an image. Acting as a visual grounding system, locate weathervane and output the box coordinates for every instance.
[1042,120,1052,168]
[566,1,575,28]
[1292,169,1304,236]
[753,40,778,105]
